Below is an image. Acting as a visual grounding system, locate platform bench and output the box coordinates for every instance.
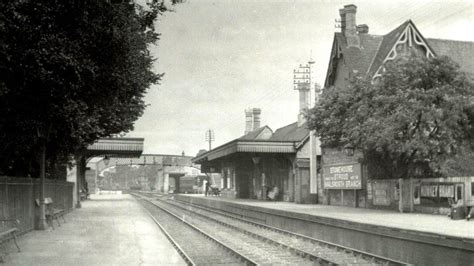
[0,218,21,262]
[35,197,66,229]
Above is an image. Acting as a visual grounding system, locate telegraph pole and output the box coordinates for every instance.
[205,129,215,151]
[307,58,318,198]
[294,57,320,199]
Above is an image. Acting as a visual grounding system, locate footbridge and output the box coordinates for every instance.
[87,154,202,194]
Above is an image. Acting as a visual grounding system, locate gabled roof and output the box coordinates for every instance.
[367,20,411,75]
[325,32,383,87]
[239,126,273,141]
[335,32,383,75]
[325,19,473,86]
[426,38,474,75]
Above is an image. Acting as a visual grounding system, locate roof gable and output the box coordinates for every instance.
[238,125,273,141]
[325,20,462,86]
[369,20,436,78]
[325,32,383,87]
[367,20,411,76]
[255,126,273,140]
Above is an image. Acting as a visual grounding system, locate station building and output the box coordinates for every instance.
[319,4,474,214]
[193,107,321,204]
[193,4,474,213]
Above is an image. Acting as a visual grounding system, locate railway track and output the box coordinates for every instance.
[135,192,409,265]
[136,196,257,265]
[169,198,409,265]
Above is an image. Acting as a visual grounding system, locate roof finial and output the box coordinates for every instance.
[309,50,315,65]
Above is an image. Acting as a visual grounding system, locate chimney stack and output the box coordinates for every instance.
[339,4,360,48]
[252,108,261,130]
[244,109,253,134]
[244,108,262,134]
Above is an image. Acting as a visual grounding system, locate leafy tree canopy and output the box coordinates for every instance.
[306,56,474,179]
[0,0,174,177]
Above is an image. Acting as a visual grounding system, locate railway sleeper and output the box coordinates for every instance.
[144,195,406,266]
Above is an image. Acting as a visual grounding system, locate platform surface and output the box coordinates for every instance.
[181,194,474,240]
[2,194,186,265]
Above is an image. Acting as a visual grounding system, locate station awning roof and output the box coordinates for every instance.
[85,137,144,157]
[193,140,298,164]
[192,122,311,164]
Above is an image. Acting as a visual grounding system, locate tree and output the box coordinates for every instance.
[0,1,176,177]
[306,56,474,179]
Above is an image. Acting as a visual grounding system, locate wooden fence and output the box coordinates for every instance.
[0,177,74,233]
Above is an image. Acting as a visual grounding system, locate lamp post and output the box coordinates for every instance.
[75,155,86,208]
[36,125,50,230]
[344,143,355,156]
[37,139,47,230]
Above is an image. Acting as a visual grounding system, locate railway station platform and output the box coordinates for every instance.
[175,193,474,265]
[178,194,474,239]
[2,194,186,265]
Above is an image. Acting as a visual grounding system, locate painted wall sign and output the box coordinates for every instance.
[323,163,362,189]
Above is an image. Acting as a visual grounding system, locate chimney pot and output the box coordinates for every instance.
[343,4,357,12]
[357,24,369,34]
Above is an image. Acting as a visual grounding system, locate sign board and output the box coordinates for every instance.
[323,163,362,189]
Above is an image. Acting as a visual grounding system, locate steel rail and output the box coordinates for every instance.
[133,193,258,266]
[137,197,195,266]
[157,196,342,265]
[171,197,410,266]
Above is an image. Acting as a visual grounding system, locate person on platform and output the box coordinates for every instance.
[205,181,211,197]
[466,206,474,221]
[267,185,279,201]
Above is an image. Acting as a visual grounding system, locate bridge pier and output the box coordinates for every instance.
[164,172,170,193]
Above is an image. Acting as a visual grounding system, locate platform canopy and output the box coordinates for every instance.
[85,137,144,158]
[192,122,311,165]
[193,140,297,164]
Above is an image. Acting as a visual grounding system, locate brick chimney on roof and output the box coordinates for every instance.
[252,108,261,130]
[245,109,253,134]
[339,4,360,48]
[244,108,262,134]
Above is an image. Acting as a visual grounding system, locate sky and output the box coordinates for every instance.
[125,0,473,157]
